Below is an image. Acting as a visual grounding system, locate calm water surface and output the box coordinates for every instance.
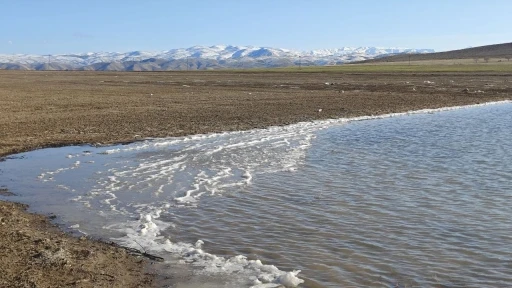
[1,103,511,287]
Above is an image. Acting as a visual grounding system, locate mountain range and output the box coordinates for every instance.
[0,45,435,71]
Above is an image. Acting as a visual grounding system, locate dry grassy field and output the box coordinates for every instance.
[273,61,512,72]
[1,69,511,157]
[374,58,512,65]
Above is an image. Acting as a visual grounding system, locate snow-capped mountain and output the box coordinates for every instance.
[0,45,434,71]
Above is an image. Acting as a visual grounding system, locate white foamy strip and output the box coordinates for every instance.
[97,100,511,155]
[81,115,319,286]
[108,210,304,288]
[91,118,316,206]
[108,101,512,206]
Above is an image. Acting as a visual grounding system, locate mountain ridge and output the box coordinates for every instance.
[355,42,512,63]
[0,45,434,71]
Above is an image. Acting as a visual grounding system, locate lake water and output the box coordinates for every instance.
[1,101,511,288]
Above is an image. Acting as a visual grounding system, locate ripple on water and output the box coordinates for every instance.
[0,102,511,287]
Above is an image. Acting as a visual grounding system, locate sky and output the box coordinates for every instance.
[1,0,511,55]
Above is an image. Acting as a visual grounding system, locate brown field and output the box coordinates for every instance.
[0,69,511,287]
[0,201,155,288]
[1,70,511,157]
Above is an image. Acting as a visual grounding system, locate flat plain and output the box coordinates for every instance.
[0,67,511,287]
[1,68,511,157]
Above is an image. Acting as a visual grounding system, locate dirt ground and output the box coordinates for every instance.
[0,201,156,288]
[0,70,511,287]
[1,70,511,157]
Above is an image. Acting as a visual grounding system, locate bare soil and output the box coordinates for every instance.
[0,200,155,288]
[1,70,511,157]
[0,70,510,287]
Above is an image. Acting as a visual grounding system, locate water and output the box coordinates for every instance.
[1,101,511,287]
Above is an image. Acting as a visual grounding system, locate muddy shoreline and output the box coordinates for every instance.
[0,70,510,287]
[0,200,158,287]
[1,70,511,158]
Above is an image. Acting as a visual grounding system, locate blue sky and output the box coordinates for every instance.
[1,0,511,54]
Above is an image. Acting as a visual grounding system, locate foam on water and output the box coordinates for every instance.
[4,100,511,287]
[107,209,303,287]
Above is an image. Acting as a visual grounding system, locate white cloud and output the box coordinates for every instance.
[7,40,12,45]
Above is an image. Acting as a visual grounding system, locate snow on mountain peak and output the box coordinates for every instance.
[0,45,435,71]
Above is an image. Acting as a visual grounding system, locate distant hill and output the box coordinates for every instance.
[357,42,512,63]
[0,45,434,71]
